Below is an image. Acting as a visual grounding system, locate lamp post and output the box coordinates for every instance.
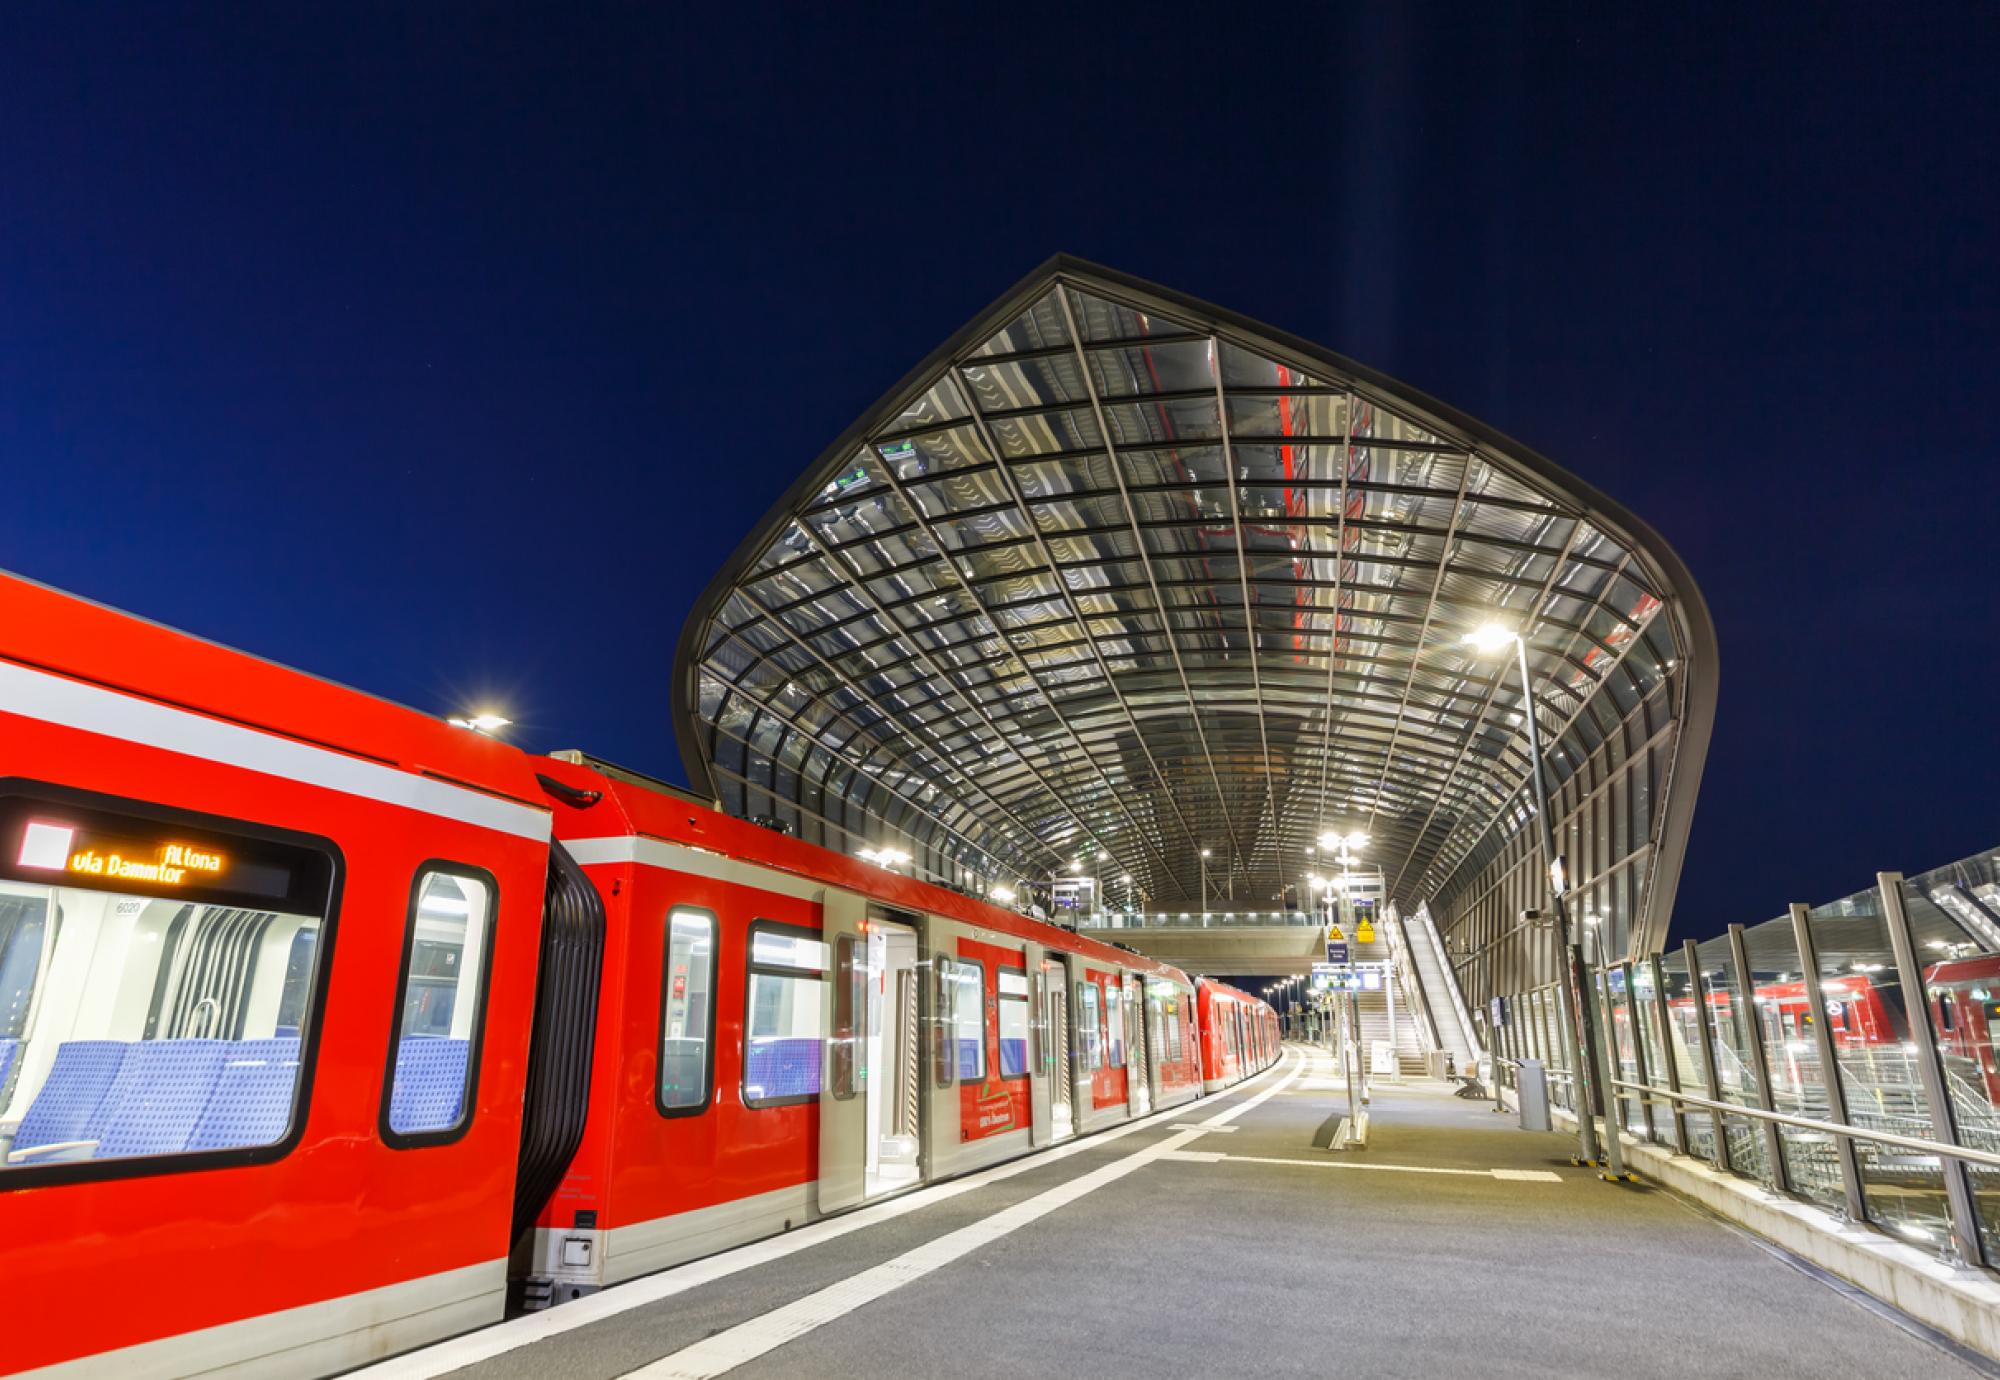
[1463,622,1608,1169]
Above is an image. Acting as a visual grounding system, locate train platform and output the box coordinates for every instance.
[359,1045,1985,1380]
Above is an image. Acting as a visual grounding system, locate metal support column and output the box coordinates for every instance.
[1727,923,1791,1194]
[1584,953,1629,1178]
[1881,872,1987,1267]
[1787,902,1868,1224]
[1645,954,1689,1154]
[1685,938,1733,1173]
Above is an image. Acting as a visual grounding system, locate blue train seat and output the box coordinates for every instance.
[958,1037,982,1079]
[0,1037,18,1098]
[744,1036,820,1100]
[186,1037,301,1151]
[9,1040,131,1159]
[387,1036,469,1135]
[999,1037,1028,1077]
[95,1040,230,1158]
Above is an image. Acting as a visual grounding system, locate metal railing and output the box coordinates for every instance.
[1080,910,1327,929]
[1490,843,2000,1270]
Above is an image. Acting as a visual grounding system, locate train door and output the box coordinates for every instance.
[1025,942,1053,1145]
[1045,952,1075,1141]
[1125,973,1151,1116]
[817,891,921,1214]
[1143,979,1168,1105]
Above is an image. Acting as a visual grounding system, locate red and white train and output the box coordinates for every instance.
[0,572,1281,1375]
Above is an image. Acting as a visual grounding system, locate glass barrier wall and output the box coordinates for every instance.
[1487,844,2000,1265]
[1902,853,2000,1259]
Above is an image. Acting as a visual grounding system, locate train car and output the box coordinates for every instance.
[1196,978,1278,1093]
[0,571,1282,1373]
[1656,974,1897,1081]
[511,751,1211,1305]
[0,572,577,1375]
[1924,953,2000,1103]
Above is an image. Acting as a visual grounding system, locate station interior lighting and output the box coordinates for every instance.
[857,846,911,869]
[990,885,1016,904]
[1462,622,1518,653]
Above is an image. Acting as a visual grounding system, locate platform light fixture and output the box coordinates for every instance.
[857,846,911,869]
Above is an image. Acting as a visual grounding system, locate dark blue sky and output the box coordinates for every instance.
[3,6,1994,935]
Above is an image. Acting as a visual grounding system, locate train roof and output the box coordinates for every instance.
[536,749,1200,985]
[0,569,552,816]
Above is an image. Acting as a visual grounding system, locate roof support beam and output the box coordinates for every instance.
[1053,285,1245,891]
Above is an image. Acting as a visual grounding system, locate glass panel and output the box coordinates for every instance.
[999,995,1029,1077]
[1904,860,2000,1259]
[830,933,861,1100]
[745,971,822,1105]
[1805,885,1951,1246]
[1661,954,1717,1160]
[1603,966,1645,1134]
[1105,981,1124,1068]
[1078,982,1102,1070]
[1695,934,1771,1181]
[953,962,984,1081]
[1739,915,1843,1211]
[0,799,333,1171]
[386,870,493,1139]
[660,909,715,1111]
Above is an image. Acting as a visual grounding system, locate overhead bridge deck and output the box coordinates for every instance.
[360,1047,1983,1380]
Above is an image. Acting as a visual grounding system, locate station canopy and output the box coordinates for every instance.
[675,257,1711,924]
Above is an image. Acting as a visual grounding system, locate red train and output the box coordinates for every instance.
[0,573,1281,1375]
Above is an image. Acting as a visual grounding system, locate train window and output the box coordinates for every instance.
[1078,981,1102,1071]
[743,921,826,1109]
[658,907,717,1114]
[951,959,985,1080]
[1163,993,1184,1062]
[998,969,1029,1078]
[1105,982,1124,1068]
[932,959,958,1089]
[829,932,868,1101]
[0,893,54,1040]
[382,866,495,1147]
[0,787,338,1183]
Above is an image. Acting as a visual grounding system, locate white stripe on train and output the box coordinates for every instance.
[0,658,550,841]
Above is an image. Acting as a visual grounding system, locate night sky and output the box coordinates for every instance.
[3,7,1994,942]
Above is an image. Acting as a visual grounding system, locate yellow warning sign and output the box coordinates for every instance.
[1356,921,1376,944]
[1327,925,1344,942]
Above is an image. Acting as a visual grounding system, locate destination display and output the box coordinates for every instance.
[0,791,330,912]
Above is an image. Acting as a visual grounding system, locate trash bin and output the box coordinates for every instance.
[1515,1058,1551,1132]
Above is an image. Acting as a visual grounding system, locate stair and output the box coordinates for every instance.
[1341,932,1427,1077]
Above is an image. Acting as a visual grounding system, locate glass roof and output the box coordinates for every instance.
[675,258,1715,918]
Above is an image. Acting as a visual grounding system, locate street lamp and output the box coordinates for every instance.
[1462,620,1609,1168]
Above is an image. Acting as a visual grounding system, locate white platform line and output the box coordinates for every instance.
[1157,1150,1565,1182]
[618,1056,1307,1379]
[353,1057,1297,1379]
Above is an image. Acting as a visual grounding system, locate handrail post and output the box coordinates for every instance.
[1685,938,1733,1173]
[1787,902,1868,1224]
[1645,954,1688,1153]
[1880,871,1987,1267]
[1727,922,1791,1193]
